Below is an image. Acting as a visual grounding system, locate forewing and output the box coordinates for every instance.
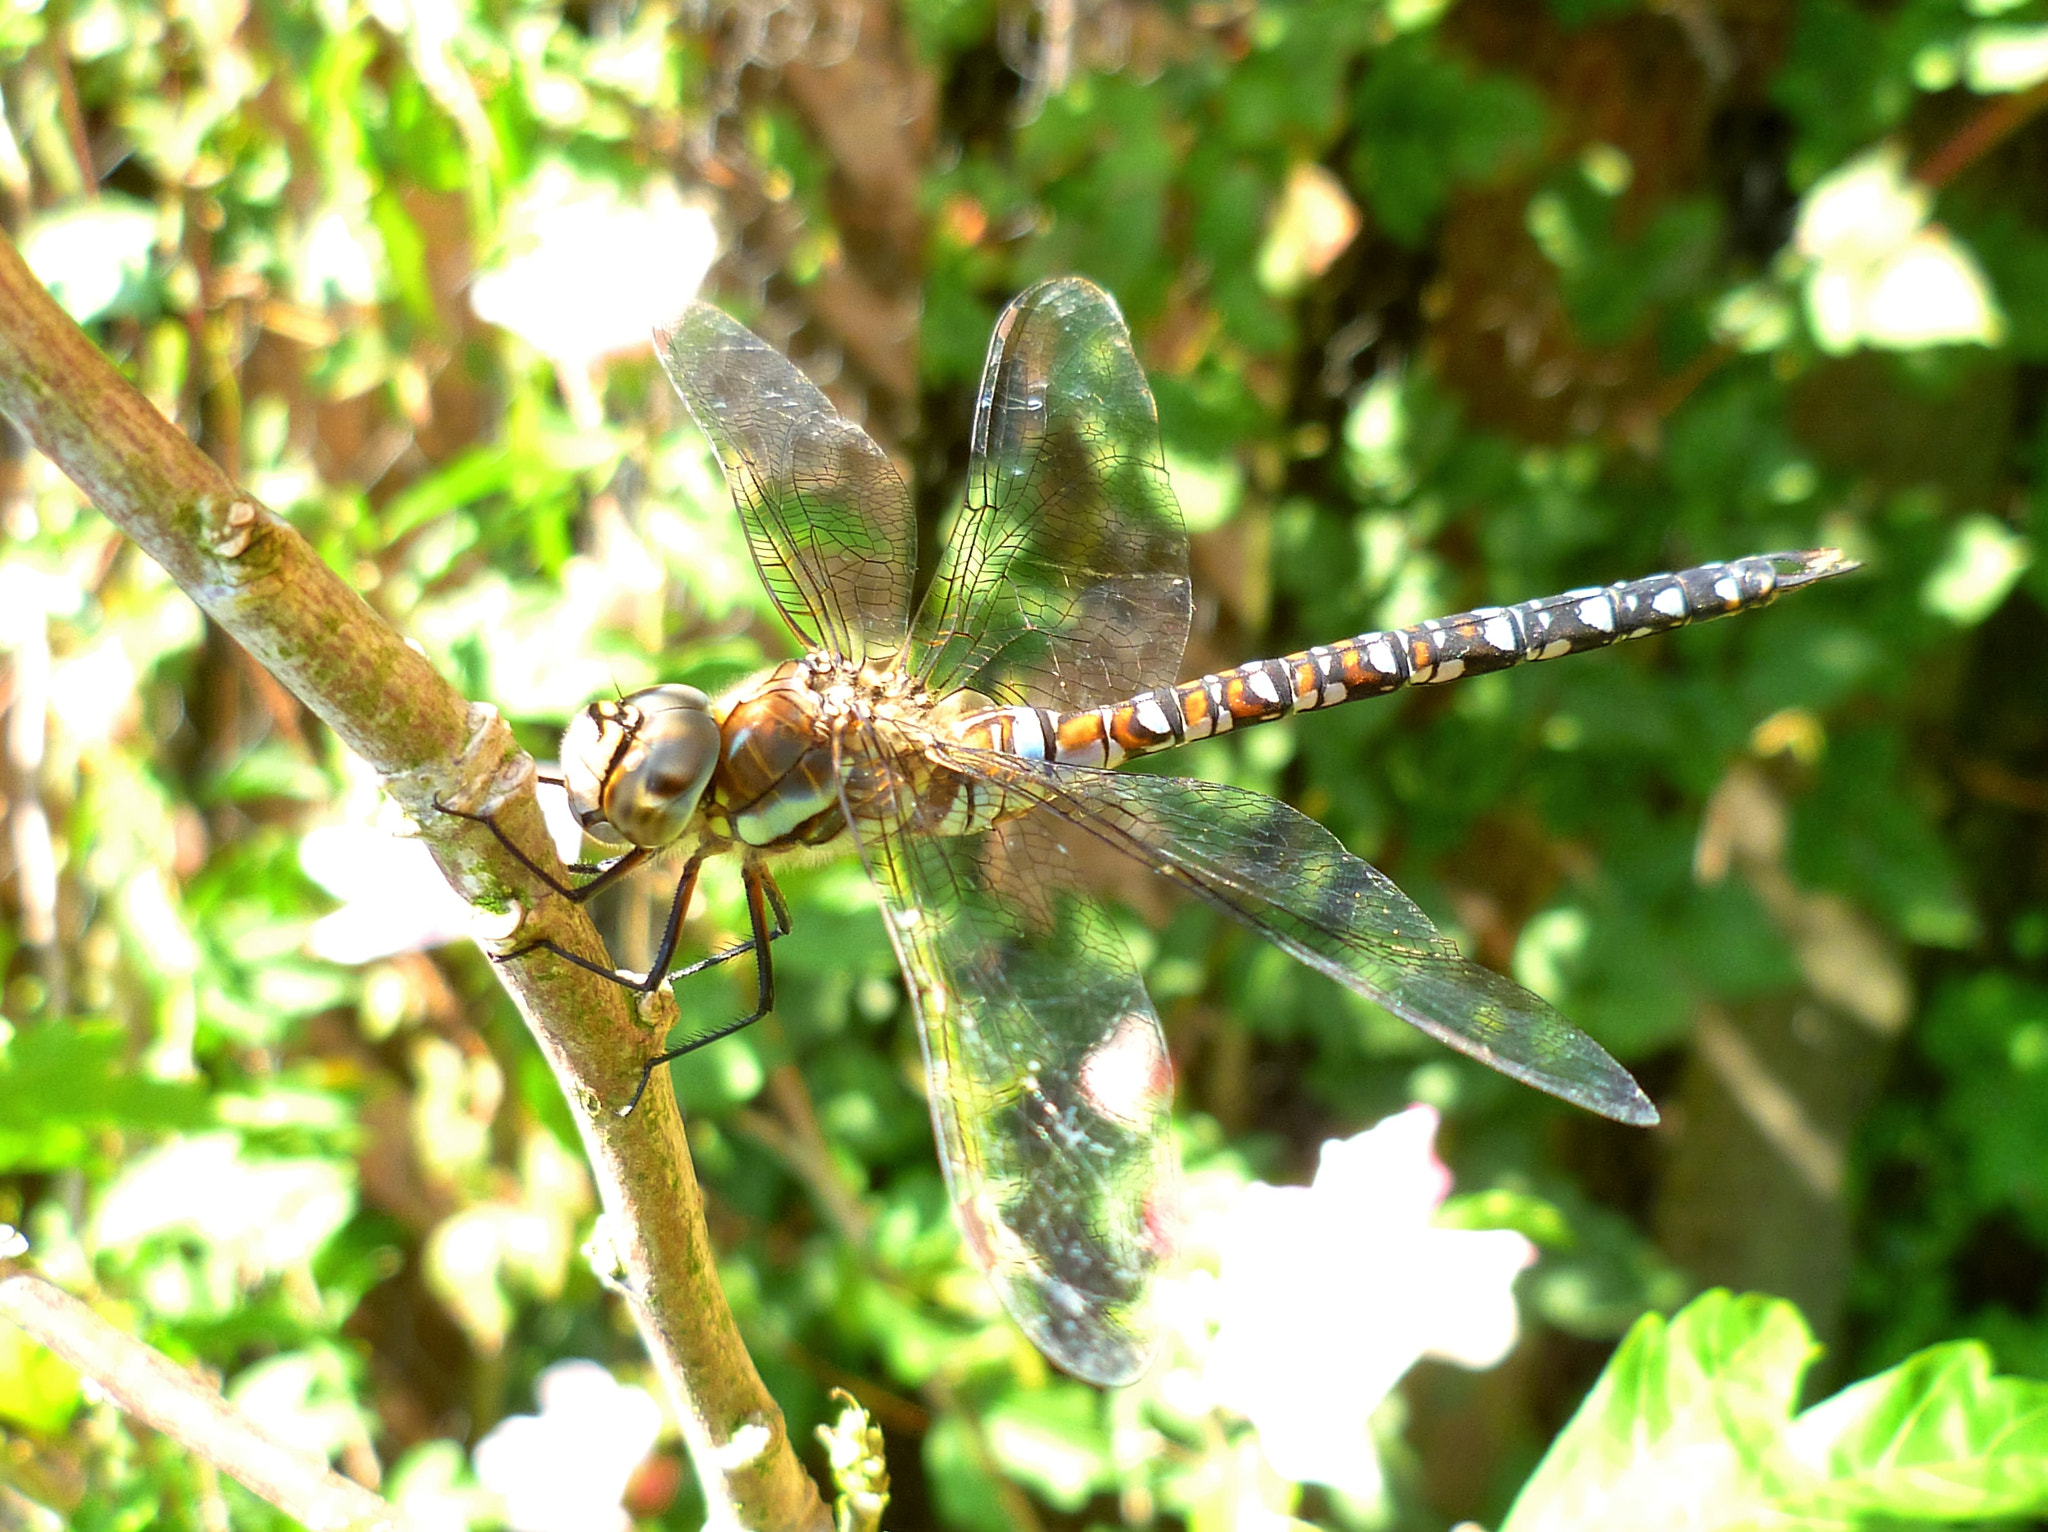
[940,749,1659,1126]
[658,304,914,664]
[911,278,1191,710]
[847,765,1177,1384]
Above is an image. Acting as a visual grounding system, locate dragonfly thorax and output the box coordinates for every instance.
[560,684,721,850]
[698,657,999,853]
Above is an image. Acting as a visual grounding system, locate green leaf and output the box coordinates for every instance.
[0,1022,213,1171]
[379,448,514,541]
[1350,37,1548,245]
[1502,1291,1818,1532]
[982,1383,1112,1511]
[0,1322,83,1434]
[1784,1341,2048,1519]
[1508,1292,2048,1528]
[925,1411,1018,1532]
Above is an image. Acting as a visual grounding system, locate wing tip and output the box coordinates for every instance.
[1605,1088,1662,1128]
[1047,1326,1161,1389]
[1564,1062,1660,1128]
[1000,1274,1164,1388]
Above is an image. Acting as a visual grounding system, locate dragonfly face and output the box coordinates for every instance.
[517,277,1853,1387]
[560,683,721,849]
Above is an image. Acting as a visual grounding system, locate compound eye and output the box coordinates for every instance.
[597,685,720,849]
[559,704,631,844]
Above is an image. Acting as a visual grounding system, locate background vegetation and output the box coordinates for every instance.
[1,0,2045,1526]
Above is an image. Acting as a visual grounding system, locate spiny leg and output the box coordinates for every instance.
[506,852,710,991]
[489,841,793,1066]
[620,863,789,1118]
[612,856,787,992]
[438,789,794,1114]
[436,794,651,902]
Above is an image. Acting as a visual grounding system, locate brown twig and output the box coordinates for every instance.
[38,4,97,201]
[1957,758,2048,814]
[2,593,65,1015]
[0,1261,399,1531]
[0,231,828,1531]
[1916,77,2048,191]
[1649,340,1735,423]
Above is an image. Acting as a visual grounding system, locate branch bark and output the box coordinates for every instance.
[0,1261,401,1530]
[0,231,828,1532]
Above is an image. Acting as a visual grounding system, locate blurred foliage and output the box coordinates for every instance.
[0,0,2044,1527]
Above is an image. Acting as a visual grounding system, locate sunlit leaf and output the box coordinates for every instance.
[1507,1291,2048,1529]
[0,1023,212,1172]
[1785,1342,2048,1518]
[0,1322,83,1434]
[1502,1291,1816,1532]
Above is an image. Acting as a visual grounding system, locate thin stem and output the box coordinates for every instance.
[1916,78,2048,190]
[0,1262,397,1531]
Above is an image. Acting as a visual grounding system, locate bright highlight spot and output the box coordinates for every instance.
[1711,282,1798,353]
[1258,162,1362,296]
[1750,707,1829,768]
[471,166,719,368]
[1921,513,2033,625]
[1581,142,1634,196]
[301,207,386,306]
[472,1360,663,1532]
[1966,25,2048,92]
[1345,372,1413,497]
[302,823,475,962]
[1202,1105,1537,1499]
[20,198,157,323]
[1162,450,1245,534]
[1515,907,1592,1004]
[1793,146,2005,354]
[92,1134,356,1276]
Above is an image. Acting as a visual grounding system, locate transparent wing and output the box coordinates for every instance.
[658,304,914,665]
[939,748,1659,1126]
[911,277,1191,710]
[839,733,1177,1384]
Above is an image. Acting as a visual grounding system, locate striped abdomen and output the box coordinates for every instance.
[952,548,1856,769]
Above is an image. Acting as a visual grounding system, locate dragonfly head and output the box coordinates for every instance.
[560,684,720,849]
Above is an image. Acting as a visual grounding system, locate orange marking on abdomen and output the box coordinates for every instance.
[1055,710,1112,765]
[1333,637,1403,693]
[1222,667,1287,724]
[1108,706,1155,755]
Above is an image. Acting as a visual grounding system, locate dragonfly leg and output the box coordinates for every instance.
[661,865,791,985]
[496,852,705,990]
[435,795,649,902]
[618,863,787,1118]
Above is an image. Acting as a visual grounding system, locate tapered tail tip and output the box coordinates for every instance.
[1769,547,1862,591]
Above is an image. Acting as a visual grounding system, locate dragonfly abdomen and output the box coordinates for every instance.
[953,548,1855,768]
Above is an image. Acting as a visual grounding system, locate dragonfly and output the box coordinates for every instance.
[459,277,1855,1386]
